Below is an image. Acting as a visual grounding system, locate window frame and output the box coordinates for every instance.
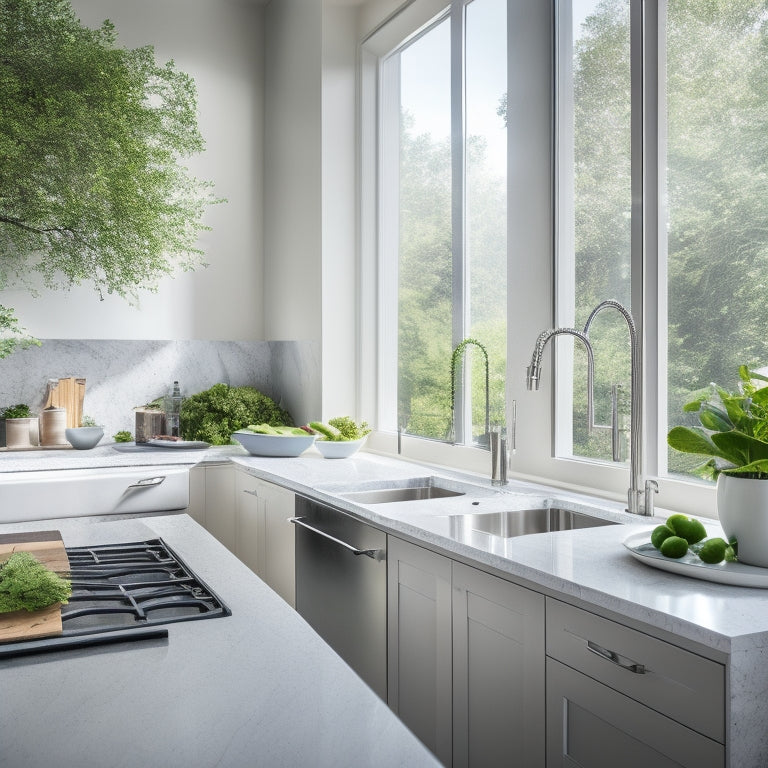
[359,0,718,518]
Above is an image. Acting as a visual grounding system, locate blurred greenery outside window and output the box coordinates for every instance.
[556,0,768,481]
[379,0,508,447]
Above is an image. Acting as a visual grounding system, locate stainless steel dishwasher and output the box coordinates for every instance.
[291,496,387,700]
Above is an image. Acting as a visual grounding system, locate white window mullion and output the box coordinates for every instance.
[378,53,402,432]
[554,0,576,459]
[635,0,661,482]
[650,0,668,478]
[451,0,468,444]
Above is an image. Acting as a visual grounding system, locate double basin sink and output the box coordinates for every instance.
[340,478,618,541]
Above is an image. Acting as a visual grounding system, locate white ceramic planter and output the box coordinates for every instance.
[717,474,768,567]
[5,418,35,449]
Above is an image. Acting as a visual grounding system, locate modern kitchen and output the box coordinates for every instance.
[2,1,768,767]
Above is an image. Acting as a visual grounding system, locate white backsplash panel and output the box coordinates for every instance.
[0,339,320,438]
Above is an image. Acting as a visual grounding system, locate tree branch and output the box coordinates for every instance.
[0,214,76,238]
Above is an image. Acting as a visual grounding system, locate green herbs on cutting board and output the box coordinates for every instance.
[0,552,71,613]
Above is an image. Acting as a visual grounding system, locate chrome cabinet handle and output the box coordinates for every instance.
[126,476,166,490]
[289,517,384,560]
[586,640,646,674]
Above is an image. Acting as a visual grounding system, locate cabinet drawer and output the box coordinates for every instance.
[546,598,724,742]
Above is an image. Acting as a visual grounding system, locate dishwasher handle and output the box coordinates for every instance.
[289,517,384,561]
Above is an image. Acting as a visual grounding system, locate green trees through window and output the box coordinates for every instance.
[392,0,507,446]
[564,0,768,479]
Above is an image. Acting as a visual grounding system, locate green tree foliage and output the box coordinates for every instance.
[666,1,768,434]
[571,0,768,476]
[0,0,219,356]
[398,114,507,442]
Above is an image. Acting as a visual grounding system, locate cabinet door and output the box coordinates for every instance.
[387,536,453,767]
[260,480,296,607]
[202,463,236,551]
[185,464,207,526]
[234,470,264,575]
[452,563,545,768]
[546,659,724,768]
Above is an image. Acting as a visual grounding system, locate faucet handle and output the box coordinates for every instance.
[644,479,659,517]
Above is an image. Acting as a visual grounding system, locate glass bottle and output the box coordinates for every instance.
[166,381,183,437]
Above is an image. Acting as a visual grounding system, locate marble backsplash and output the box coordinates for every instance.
[0,339,321,439]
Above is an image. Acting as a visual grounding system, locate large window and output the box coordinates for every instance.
[557,0,768,485]
[378,0,508,448]
[364,0,768,513]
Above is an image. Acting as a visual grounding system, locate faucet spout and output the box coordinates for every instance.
[526,327,596,429]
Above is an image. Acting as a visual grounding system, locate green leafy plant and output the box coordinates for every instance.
[0,552,71,613]
[79,414,99,427]
[179,384,292,445]
[0,0,222,358]
[309,417,370,442]
[1,404,31,419]
[667,366,768,479]
[112,430,133,443]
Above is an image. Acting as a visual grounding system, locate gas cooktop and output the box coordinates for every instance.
[0,538,231,659]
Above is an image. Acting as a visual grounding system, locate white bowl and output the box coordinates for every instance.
[65,426,104,450]
[315,438,366,459]
[233,430,315,457]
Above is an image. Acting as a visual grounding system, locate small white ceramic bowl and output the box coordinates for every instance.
[65,426,104,450]
[233,430,315,457]
[315,437,366,459]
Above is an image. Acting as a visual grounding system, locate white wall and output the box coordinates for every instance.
[263,0,322,342]
[321,3,359,418]
[1,0,265,341]
[262,0,361,420]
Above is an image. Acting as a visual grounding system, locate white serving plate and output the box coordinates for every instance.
[623,531,768,588]
[233,430,315,457]
[146,439,210,449]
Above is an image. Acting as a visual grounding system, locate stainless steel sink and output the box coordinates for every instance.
[449,507,617,540]
[342,485,465,504]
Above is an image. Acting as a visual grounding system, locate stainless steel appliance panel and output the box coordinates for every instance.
[293,496,387,699]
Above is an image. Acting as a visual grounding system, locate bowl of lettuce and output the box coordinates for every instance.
[310,417,370,459]
[233,424,315,457]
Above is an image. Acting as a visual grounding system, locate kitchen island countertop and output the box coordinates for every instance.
[0,513,439,768]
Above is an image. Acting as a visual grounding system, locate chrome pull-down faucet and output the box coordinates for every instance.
[526,301,658,516]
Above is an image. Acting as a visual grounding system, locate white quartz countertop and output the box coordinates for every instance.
[0,513,439,768]
[0,441,245,472]
[227,452,768,658]
[3,444,768,656]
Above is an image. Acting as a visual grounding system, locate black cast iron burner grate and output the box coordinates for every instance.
[0,538,231,659]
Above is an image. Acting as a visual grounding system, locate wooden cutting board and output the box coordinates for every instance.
[0,531,70,644]
[43,377,86,428]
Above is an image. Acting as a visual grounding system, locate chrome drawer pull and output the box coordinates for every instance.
[289,517,384,560]
[126,476,166,490]
[587,640,646,674]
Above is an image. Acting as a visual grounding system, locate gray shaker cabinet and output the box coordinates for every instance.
[234,469,296,607]
[452,562,545,768]
[388,536,546,767]
[546,598,725,768]
[189,465,295,606]
[387,536,454,766]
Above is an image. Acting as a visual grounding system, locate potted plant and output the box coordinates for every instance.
[667,365,768,566]
[1,404,38,449]
[65,414,104,450]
